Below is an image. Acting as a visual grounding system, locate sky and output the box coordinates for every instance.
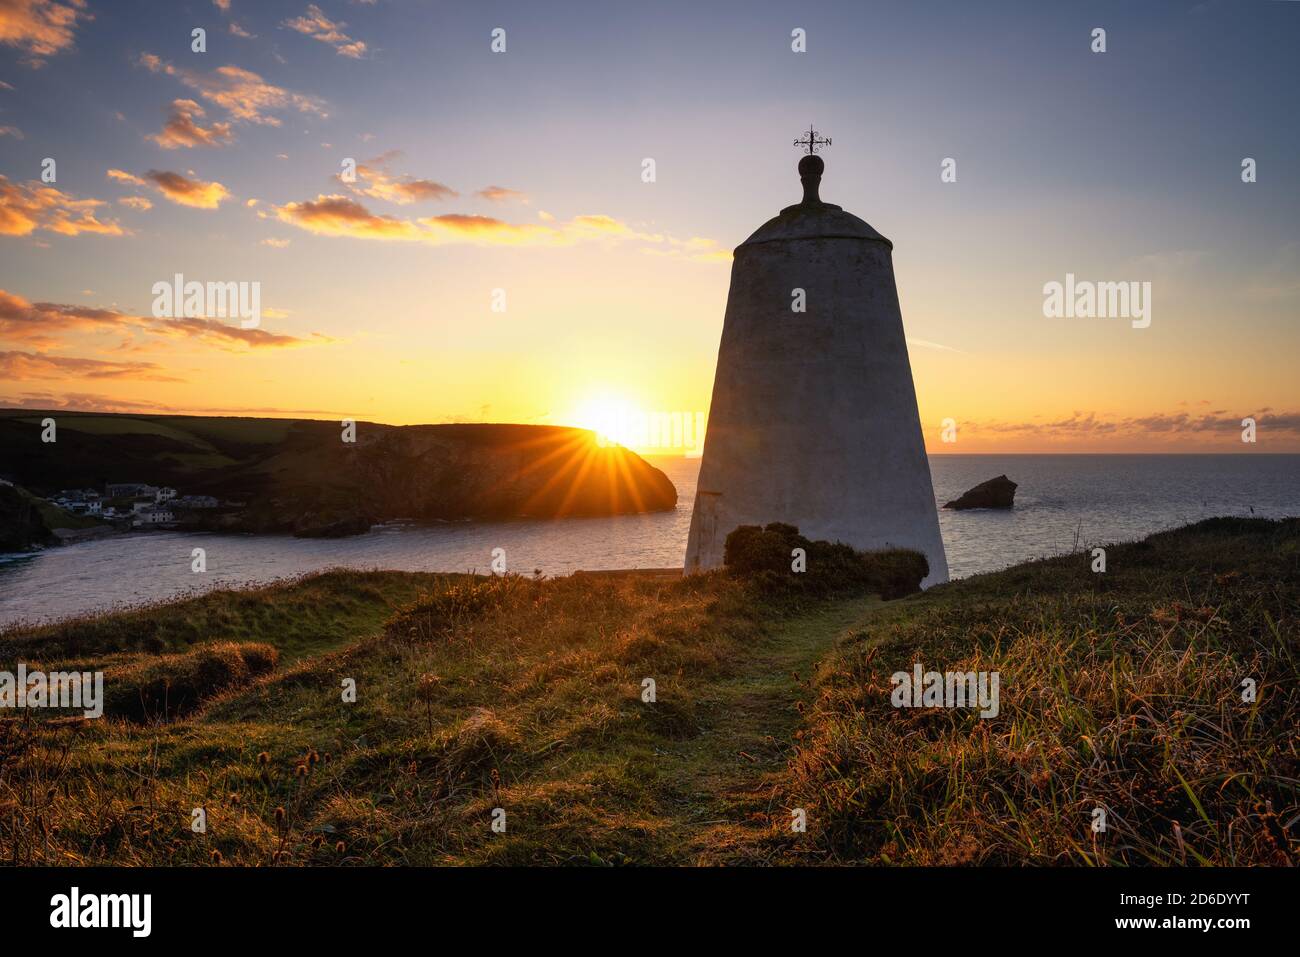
[1,0,1298,453]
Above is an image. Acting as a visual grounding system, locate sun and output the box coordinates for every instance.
[569,393,644,449]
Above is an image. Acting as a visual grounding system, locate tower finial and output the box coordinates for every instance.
[793,126,830,205]
[793,125,831,155]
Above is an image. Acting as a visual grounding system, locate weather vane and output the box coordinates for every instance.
[794,125,831,155]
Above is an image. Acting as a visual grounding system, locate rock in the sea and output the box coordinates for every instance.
[943,475,1017,510]
[293,513,373,538]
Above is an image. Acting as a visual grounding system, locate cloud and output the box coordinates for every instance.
[0,288,134,346]
[106,168,146,186]
[147,99,234,149]
[283,4,367,58]
[419,213,559,244]
[963,409,1300,441]
[1,391,171,413]
[340,159,457,205]
[229,21,253,39]
[141,169,230,209]
[0,0,89,67]
[212,0,230,11]
[0,350,181,382]
[476,185,527,203]
[637,232,732,263]
[273,194,423,240]
[0,124,23,138]
[260,237,290,248]
[0,391,349,416]
[274,194,565,245]
[118,196,153,211]
[0,288,321,352]
[273,193,725,257]
[0,175,125,237]
[148,315,321,350]
[137,53,326,126]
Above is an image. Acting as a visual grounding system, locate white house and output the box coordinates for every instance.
[134,506,175,526]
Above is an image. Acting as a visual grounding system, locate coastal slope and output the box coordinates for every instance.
[1,517,1295,866]
[0,411,677,537]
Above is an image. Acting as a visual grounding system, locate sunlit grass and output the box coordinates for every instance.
[1,518,1295,866]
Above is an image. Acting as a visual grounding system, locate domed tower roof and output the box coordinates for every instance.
[739,154,893,249]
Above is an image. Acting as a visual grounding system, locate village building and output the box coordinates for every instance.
[106,483,157,499]
[133,505,175,526]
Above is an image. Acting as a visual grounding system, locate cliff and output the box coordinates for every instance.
[0,483,56,552]
[0,411,678,539]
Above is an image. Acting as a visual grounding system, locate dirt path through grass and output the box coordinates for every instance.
[660,596,881,863]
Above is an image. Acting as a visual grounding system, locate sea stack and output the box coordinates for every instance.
[684,139,949,586]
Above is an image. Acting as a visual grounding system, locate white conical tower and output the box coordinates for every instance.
[685,141,948,586]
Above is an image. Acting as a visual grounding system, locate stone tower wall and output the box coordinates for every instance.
[684,235,950,586]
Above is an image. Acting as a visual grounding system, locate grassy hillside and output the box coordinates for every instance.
[0,410,677,536]
[0,518,1295,866]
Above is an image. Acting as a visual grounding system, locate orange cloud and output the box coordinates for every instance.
[272,193,724,254]
[137,53,326,126]
[0,288,133,346]
[477,185,527,203]
[0,350,182,382]
[118,196,153,211]
[106,168,146,186]
[147,99,234,149]
[274,195,421,240]
[343,161,457,204]
[149,315,320,351]
[0,0,89,67]
[283,4,367,58]
[0,175,125,237]
[141,169,230,209]
[0,288,321,352]
[418,213,557,245]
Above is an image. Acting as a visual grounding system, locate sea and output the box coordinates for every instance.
[1,454,1296,627]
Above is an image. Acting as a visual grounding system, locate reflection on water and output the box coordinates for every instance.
[2,454,1297,627]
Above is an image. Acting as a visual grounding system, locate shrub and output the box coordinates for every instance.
[723,523,927,599]
[860,549,932,601]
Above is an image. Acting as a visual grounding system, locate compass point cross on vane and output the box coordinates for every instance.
[794,125,831,155]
